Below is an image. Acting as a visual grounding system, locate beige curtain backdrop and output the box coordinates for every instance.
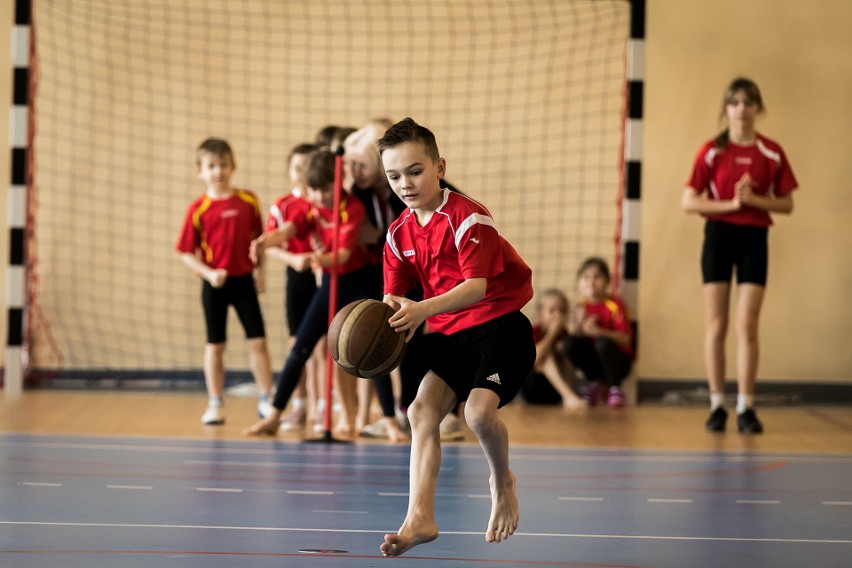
[1,0,850,384]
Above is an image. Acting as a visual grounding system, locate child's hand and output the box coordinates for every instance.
[292,253,312,272]
[385,294,427,342]
[254,273,265,294]
[207,268,228,289]
[250,236,266,265]
[730,172,754,210]
[580,316,601,337]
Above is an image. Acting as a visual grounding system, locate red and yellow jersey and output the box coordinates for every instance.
[581,295,634,357]
[176,189,263,276]
[686,133,798,227]
[308,195,370,275]
[384,189,533,335]
[267,189,314,254]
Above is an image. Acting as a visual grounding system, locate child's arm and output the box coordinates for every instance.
[385,277,487,341]
[179,252,227,288]
[265,247,313,272]
[250,222,297,264]
[580,317,631,348]
[534,314,566,369]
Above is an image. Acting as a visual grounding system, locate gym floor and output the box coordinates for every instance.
[1,391,851,567]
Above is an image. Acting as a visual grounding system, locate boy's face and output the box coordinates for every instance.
[307,183,334,210]
[289,153,310,189]
[382,141,445,212]
[578,265,609,301]
[197,152,235,192]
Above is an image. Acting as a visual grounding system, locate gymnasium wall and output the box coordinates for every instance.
[1,1,850,384]
[639,0,852,383]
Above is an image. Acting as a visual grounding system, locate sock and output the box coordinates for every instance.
[291,397,306,411]
[710,392,725,411]
[736,394,753,414]
[209,396,224,406]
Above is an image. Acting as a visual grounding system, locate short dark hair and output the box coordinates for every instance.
[577,256,610,282]
[305,149,336,190]
[196,137,234,165]
[377,117,440,162]
[288,143,318,162]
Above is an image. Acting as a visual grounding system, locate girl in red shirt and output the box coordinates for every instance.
[682,78,798,435]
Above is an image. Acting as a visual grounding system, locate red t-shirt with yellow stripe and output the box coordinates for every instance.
[580,296,634,358]
[176,189,263,277]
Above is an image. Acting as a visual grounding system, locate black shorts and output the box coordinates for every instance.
[701,220,768,286]
[201,273,266,344]
[402,311,535,407]
[285,267,318,335]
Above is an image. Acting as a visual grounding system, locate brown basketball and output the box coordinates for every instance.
[328,299,407,378]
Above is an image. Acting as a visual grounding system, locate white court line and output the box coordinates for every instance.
[17,482,63,487]
[107,485,153,490]
[183,459,414,471]
[312,510,367,514]
[559,497,604,501]
[648,498,693,504]
[736,500,780,505]
[822,501,852,506]
[377,492,408,497]
[2,521,851,545]
[467,494,490,499]
[286,490,334,496]
[195,488,243,493]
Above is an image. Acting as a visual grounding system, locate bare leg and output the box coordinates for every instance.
[735,284,764,396]
[702,283,731,396]
[247,337,274,396]
[540,356,585,409]
[464,388,519,543]
[381,372,456,557]
[203,343,226,398]
[356,379,374,433]
[334,367,358,436]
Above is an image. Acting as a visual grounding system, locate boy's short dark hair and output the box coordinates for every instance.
[577,256,611,282]
[377,117,440,162]
[288,143,319,163]
[197,137,235,165]
[305,148,336,190]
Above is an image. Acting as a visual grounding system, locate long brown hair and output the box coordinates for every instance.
[715,77,765,149]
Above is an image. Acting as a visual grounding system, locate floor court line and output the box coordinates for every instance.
[3,521,852,545]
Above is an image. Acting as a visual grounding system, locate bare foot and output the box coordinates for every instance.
[384,417,410,443]
[380,519,438,557]
[242,415,279,437]
[562,395,586,410]
[486,472,519,543]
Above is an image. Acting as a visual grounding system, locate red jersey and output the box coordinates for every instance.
[384,189,533,335]
[176,189,263,277]
[308,194,370,275]
[686,133,798,227]
[267,189,314,254]
[580,296,634,357]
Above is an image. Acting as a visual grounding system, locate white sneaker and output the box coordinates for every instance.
[257,395,274,419]
[361,419,389,439]
[201,400,225,425]
[439,413,464,441]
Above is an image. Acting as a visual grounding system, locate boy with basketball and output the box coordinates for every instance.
[378,118,535,556]
[176,138,275,425]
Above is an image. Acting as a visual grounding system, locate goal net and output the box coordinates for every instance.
[26,0,630,382]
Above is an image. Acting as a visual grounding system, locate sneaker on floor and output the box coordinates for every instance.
[257,395,274,419]
[583,383,603,407]
[439,414,464,442]
[705,407,728,432]
[279,408,307,432]
[361,419,389,439]
[201,400,225,425]
[607,386,625,408]
[737,408,764,434]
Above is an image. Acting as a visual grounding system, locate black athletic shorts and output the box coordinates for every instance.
[402,310,535,407]
[201,273,266,344]
[285,267,318,335]
[701,220,768,286]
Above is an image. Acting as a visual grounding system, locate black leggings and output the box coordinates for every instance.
[562,336,632,388]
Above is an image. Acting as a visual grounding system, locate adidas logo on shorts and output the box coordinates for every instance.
[486,373,501,385]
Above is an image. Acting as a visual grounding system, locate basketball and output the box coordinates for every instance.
[328,299,407,378]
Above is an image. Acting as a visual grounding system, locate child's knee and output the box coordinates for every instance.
[408,399,442,429]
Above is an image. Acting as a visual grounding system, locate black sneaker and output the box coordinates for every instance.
[737,408,764,434]
[705,407,728,432]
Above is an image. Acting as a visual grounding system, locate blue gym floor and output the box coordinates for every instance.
[1,434,851,567]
